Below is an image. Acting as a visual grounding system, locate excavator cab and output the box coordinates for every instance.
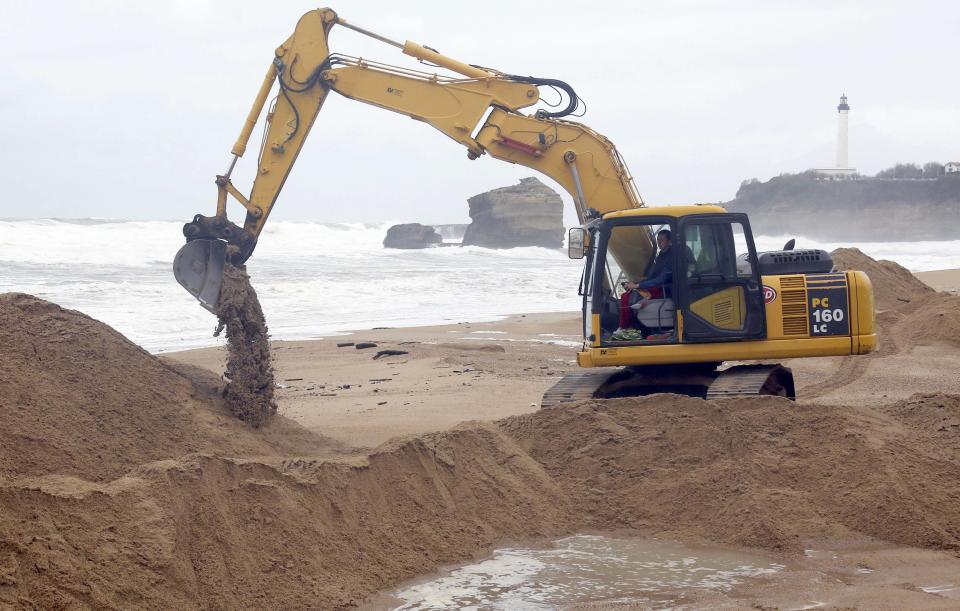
[584,207,766,347]
[550,202,877,405]
[546,206,796,406]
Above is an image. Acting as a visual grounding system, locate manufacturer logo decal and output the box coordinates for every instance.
[763,285,777,304]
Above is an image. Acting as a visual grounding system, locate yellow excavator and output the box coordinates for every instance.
[174,8,876,404]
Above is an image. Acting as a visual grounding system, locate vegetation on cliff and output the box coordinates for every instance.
[727,163,960,241]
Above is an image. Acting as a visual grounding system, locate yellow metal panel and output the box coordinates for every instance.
[689,286,745,330]
[580,336,855,367]
[324,64,539,155]
[762,272,874,353]
[603,204,728,220]
[243,9,337,235]
[849,270,876,354]
[762,274,809,340]
[856,334,878,354]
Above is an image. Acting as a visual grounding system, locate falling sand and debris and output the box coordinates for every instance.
[214,263,276,427]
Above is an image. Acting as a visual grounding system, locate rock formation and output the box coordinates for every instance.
[383,223,443,249]
[461,177,564,249]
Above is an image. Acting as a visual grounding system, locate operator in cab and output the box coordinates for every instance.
[624,229,674,299]
[613,229,676,340]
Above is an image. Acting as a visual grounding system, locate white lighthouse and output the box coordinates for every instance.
[814,94,857,177]
[836,94,850,168]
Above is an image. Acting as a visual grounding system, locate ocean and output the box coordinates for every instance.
[2,218,957,353]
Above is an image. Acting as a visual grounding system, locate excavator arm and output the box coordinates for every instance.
[174,8,651,311]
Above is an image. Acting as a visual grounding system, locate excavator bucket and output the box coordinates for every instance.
[173,239,226,313]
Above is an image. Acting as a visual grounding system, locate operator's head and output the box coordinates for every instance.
[656,229,672,251]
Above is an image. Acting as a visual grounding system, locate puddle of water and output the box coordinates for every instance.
[920,584,959,597]
[384,535,784,610]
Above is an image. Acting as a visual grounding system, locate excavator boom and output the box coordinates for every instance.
[174,8,650,309]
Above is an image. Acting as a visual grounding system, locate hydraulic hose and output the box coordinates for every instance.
[505,75,579,119]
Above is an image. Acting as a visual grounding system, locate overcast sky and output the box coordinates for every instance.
[1,0,957,225]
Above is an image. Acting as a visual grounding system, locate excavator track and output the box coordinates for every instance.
[541,363,795,408]
[540,368,622,409]
[706,364,796,400]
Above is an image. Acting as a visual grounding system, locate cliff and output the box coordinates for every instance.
[726,173,960,241]
[461,177,564,249]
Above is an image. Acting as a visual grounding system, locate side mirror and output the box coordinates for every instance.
[568,228,587,259]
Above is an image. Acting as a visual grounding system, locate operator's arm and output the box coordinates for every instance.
[637,268,672,290]
[636,250,675,289]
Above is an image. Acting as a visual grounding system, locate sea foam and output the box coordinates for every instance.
[1,219,956,352]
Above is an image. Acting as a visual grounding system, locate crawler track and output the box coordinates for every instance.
[540,369,622,408]
[541,363,795,407]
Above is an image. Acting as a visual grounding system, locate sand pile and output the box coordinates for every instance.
[892,291,960,349]
[5,387,958,607]
[0,294,566,608]
[0,426,568,609]
[831,247,960,348]
[502,394,960,552]
[831,247,934,310]
[0,293,340,483]
[215,264,276,427]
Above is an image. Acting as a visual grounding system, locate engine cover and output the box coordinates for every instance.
[757,249,834,276]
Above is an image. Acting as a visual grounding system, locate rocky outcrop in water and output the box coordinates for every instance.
[383,223,443,249]
[461,177,564,249]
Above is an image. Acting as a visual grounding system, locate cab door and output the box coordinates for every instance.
[678,214,765,342]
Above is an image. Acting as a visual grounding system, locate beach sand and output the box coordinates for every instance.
[170,266,960,448]
[917,267,960,294]
[168,312,581,449]
[2,261,960,609]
